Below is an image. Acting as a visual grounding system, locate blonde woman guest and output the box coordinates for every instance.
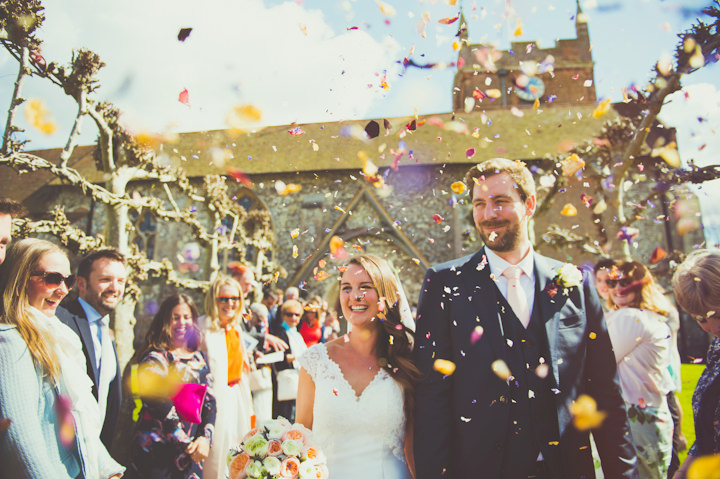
[202,276,255,479]
[0,238,124,479]
[671,249,720,479]
[296,254,420,479]
[270,299,308,422]
[606,261,674,479]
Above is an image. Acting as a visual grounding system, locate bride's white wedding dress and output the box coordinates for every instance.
[299,343,411,479]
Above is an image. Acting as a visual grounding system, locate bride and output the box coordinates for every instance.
[296,254,420,478]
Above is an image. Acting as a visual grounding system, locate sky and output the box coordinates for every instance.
[1,0,719,243]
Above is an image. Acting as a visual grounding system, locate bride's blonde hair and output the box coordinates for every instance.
[0,238,63,380]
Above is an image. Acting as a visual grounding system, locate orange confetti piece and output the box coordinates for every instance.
[649,247,667,264]
[438,16,459,24]
[513,18,523,37]
[451,181,466,194]
[226,105,262,131]
[562,153,585,176]
[24,99,57,135]
[314,271,331,281]
[570,394,607,430]
[226,167,253,188]
[178,88,189,105]
[560,204,578,217]
[592,98,612,118]
[434,359,456,376]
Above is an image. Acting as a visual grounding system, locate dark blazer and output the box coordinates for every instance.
[56,298,122,449]
[413,248,638,479]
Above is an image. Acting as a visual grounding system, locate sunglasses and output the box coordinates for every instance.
[283,311,302,317]
[606,277,633,289]
[31,271,76,290]
[217,296,241,304]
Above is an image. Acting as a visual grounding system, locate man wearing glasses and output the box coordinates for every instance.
[57,249,127,449]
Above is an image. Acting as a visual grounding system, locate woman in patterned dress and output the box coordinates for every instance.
[131,294,216,479]
[672,249,720,479]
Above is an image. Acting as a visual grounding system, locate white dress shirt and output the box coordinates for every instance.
[485,247,537,318]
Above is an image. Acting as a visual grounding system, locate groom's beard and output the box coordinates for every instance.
[477,220,522,252]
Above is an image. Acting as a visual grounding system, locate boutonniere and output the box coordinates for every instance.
[546,263,583,298]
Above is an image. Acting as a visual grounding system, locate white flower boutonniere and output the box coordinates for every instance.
[557,264,583,289]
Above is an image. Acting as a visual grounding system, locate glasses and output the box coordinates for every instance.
[217,296,241,304]
[31,271,76,290]
[284,311,302,317]
[693,311,718,324]
[606,277,633,289]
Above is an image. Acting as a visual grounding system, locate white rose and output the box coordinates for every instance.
[282,438,303,457]
[263,420,288,440]
[245,460,264,478]
[558,264,583,288]
[299,461,317,479]
[245,435,269,458]
[263,456,282,476]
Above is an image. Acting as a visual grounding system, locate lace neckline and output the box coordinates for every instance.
[320,343,385,400]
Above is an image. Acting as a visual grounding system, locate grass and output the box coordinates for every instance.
[677,363,706,463]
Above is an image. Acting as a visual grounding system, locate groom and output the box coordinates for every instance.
[413,159,637,479]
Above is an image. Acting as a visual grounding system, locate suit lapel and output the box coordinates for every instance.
[69,300,100,387]
[533,254,562,388]
[459,248,511,367]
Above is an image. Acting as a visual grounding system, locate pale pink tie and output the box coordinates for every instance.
[503,265,530,328]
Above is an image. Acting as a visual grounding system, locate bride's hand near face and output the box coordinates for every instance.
[295,367,315,429]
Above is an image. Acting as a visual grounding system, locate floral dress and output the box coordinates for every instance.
[131,349,216,479]
[690,337,720,456]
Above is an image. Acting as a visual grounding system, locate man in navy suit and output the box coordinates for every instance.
[413,159,637,479]
[57,249,126,449]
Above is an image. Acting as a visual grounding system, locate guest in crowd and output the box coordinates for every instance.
[296,254,420,478]
[299,300,323,347]
[260,288,279,330]
[0,238,124,479]
[57,248,126,449]
[594,258,616,306]
[270,299,308,422]
[284,286,300,302]
[606,261,674,479]
[248,302,274,423]
[671,249,720,479]
[130,294,216,478]
[202,276,255,479]
[321,309,340,342]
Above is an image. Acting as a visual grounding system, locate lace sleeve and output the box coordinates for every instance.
[297,344,323,380]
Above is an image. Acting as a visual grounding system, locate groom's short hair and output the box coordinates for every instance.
[464,158,536,202]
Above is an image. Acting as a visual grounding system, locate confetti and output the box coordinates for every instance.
[471,326,484,344]
[465,148,476,159]
[178,88,190,105]
[24,99,57,134]
[535,363,549,379]
[292,245,298,258]
[651,143,681,167]
[365,120,380,139]
[226,105,262,131]
[561,153,585,176]
[570,394,607,430]
[592,98,612,118]
[687,453,720,479]
[432,214,444,224]
[314,271,331,281]
[649,247,667,264]
[438,16,459,24]
[434,359,456,376]
[376,0,396,17]
[560,204,577,217]
[513,18,523,37]
[451,181,466,194]
[226,167,252,188]
[288,127,305,136]
[275,180,302,195]
[290,229,299,239]
[491,359,511,381]
[177,28,192,41]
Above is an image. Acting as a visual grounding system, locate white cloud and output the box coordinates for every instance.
[3,0,404,146]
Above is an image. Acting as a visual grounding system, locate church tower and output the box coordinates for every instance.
[452,2,596,112]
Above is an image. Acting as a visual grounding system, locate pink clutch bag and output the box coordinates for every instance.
[170,383,207,424]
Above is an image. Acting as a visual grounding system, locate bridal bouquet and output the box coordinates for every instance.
[227,417,327,479]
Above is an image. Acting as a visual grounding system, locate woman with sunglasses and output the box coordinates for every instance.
[605,260,675,479]
[0,238,124,479]
[270,299,308,422]
[671,249,720,479]
[129,294,216,479]
[201,276,255,479]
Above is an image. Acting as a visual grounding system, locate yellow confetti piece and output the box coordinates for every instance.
[377,0,396,17]
[513,18,523,37]
[491,359,511,381]
[25,99,57,135]
[290,228,299,239]
[651,143,681,167]
[330,236,344,254]
[533,98,540,110]
[562,153,585,176]
[592,98,612,118]
[560,204,578,217]
[570,394,607,431]
[434,359,456,376]
[589,332,597,339]
[485,89,502,99]
[226,104,262,132]
[451,181,467,194]
[688,453,720,479]
[312,142,319,152]
[292,245,298,258]
[334,205,346,214]
[314,271,331,281]
[689,45,705,69]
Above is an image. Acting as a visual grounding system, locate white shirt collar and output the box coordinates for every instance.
[77,297,105,325]
[485,246,535,280]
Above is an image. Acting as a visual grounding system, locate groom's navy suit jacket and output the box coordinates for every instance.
[413,249,637,479]
[57,298,122,449]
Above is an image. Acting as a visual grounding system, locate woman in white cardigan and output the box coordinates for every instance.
[605,260,674,479]
[0,238,124,479]
[201,276,255,479]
